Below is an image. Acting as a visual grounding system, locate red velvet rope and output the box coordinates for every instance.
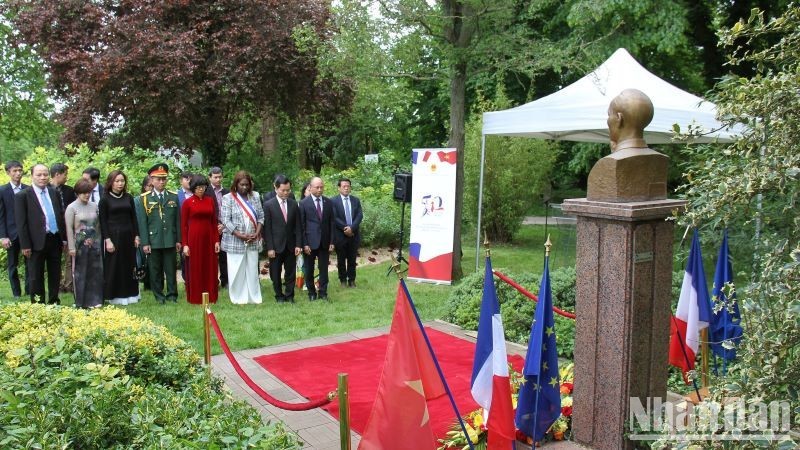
[493,270,577,320]
[207,312,334,410]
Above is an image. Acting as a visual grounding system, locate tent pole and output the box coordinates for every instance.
[476,133,487,271]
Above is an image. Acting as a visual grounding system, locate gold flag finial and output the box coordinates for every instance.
[484,231,491,257]
[545,234,552,257]
[391,256,407,279]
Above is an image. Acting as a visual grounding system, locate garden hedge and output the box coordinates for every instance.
[0,303,300,449]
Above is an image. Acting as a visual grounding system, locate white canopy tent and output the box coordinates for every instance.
[475,48,740,268]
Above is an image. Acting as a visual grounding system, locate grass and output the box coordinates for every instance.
[127,263,453,355]
[0,224,576,355]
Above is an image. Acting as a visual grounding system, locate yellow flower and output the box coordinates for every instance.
[472,411,484,428]
[562,396,573,408]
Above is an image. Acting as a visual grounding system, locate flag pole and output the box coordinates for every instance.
[531,236,552,445]
[669,315,702,401]
[393,259,475,450]
[701,328,709,387]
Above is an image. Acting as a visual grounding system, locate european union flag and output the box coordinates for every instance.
[710,229,743,371]
[515,255,560,442]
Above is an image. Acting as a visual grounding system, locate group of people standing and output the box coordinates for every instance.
[0,160,363,307]
[0,161,140,307]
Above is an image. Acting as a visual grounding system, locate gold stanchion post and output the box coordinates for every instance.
[338,373,351,450]
[203,292,211,376]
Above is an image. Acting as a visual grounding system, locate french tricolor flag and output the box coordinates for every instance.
[471,257,516,449]
[669,230,712,382]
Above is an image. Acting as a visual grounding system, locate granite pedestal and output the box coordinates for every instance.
[561,198,685,450]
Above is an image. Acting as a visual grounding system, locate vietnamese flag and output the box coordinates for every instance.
[358,281,445,450]
[437,150,457,164]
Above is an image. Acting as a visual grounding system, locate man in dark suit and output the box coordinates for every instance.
[299,176,334,301]
[15,163,67,304]
[262,173,296,203]
[81,167,103,202]
[331,177,363,288]
[208,167,229,288]
[263,175,302,302]
[51,163,77,293]
[0,160,28,298]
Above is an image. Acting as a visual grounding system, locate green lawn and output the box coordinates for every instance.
[0,224,576,355]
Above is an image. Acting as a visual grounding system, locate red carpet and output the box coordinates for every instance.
[254,328,524,440]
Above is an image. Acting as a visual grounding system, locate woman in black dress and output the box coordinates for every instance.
[99,170,141,305]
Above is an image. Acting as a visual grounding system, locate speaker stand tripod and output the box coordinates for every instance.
[387,201,409,276]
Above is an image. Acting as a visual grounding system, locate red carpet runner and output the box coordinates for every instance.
[254,328,524,441]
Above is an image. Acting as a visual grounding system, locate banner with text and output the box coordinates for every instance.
[408,148,457,284]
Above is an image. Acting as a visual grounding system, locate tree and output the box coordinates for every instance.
[464,90,556,243]
[7,0,352,167]
[0,12,59,160]
[678,5,800,444]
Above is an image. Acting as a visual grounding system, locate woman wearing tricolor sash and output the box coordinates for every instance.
[221,171,264,304]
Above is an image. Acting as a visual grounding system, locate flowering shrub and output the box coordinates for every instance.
[438,363,575,449]
[0,303,300,449]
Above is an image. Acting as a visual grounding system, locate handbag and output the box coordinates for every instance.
[134,247,148,281]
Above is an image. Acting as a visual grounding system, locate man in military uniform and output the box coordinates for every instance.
[136,163,182,303]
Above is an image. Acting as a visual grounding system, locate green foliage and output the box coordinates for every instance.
[310,149,410,248]
[674,4,800,445]
[444,266,576,358]
[0,13,61,161]
[464,91,557,242]
[0,144,190,191]
[0,304,300,448]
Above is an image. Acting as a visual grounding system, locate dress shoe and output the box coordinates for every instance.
[308,293,318,301]
[348,281,356,288]
[276,295,285,303]
[340,281,347,287]
[319,293,329,301]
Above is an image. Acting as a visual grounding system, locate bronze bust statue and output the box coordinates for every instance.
[586,89,668,202]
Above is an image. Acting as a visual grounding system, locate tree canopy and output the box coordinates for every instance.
[6,0,352,166]
[0,11,60,160]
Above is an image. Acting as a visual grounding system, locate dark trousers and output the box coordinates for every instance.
[218,249,228,287]
[180,252,189,285]
[269,249,296,300]
[28,233,62,304]
[6,238,29,297]
[149,247,178,302]
[335,239,358,283]
[304,247,329,296]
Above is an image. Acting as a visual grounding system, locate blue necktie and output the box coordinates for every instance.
[344,197,352,226]
[41,188,58,234]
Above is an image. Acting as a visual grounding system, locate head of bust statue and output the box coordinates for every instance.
[607,89,654,152]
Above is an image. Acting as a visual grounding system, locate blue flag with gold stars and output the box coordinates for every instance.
[515,256,560,442]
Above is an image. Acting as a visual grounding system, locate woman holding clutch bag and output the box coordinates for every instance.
[66,179,103,308]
